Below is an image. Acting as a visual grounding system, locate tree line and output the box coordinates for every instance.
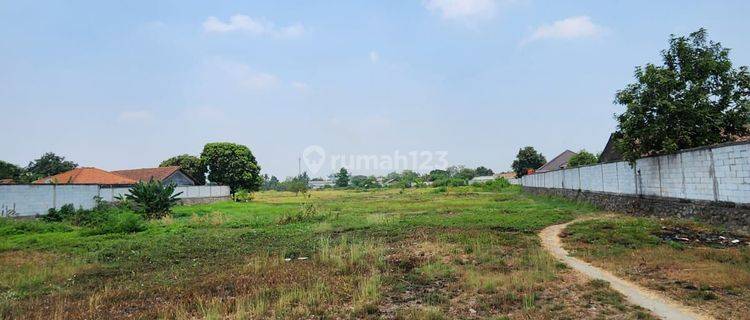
[260,165,497,192]
[1,142,263,194]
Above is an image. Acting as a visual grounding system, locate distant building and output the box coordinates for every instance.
[34,167,137,185]
[308,179,335,189]
[536,150,577,173]
[112,166,197,186]
[599,133,624,163]
[469,176,495,185]
[495,172,516,180]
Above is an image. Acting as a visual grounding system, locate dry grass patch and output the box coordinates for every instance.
[563,216,750,319]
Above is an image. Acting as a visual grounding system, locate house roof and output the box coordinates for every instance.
[112,166,192,183]
[536,150,577,173]
[495,172,517,179]
[599,132,624,163]
[33,167,137,185]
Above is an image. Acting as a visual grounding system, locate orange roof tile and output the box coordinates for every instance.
[33,167,137,185]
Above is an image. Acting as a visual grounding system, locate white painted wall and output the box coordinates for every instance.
[521,141,750,204]
[0,185,231,217]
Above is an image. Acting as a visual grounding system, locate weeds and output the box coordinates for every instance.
[353,273,381,315]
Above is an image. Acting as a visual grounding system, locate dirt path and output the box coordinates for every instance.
[539,219,713,320]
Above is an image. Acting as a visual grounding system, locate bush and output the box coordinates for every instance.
[88,212,146,235]
[278,194,324,224]
[475,178,511,192]
[117,180,182,219]
[432,186,448,193]
[233,189,254,202]
[432,178,467,187]
[0,218,72,236]
[43,204,77,222]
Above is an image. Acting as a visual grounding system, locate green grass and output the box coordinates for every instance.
[2,185,641,319]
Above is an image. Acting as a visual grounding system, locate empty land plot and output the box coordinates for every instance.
[1,187,655,319]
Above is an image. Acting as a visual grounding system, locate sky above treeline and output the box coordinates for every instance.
[2,1,749,178]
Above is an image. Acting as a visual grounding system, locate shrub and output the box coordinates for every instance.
[118,180,182,219]
[278,194,323,224]
[89,212,146,235]
[476,178,511,192]
[233,189,254,202]
[432,178,467,187]
[43,204,77,222]
[0,218,72,236]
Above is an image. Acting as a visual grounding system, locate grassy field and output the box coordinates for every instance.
[561,215,750,319]
[1,186,656,319]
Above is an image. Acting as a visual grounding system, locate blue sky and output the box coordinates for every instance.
[2,0,749,178]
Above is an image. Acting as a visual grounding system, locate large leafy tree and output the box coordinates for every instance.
[0,160,23,181]
[511,147,546,178]
[475,166,494,176]
[26,152,77,178]
[426,169,449,182]
[200,142,262,192]
[160,154,207,185]
[334,167,350,187]
[567,150,599,167]
[614,29,750,162]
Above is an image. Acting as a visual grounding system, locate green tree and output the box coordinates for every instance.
[399,170,419,186]
[511,147,546,178]
[159,154,207,185]
[0,160,23,181]
[350,175,380,189]
[26,152,77,178]
[334,167,350,187]
[455,167,477,180]
[118,180,182,220]
[614,29,750,163]
[567,150,599,167]
[283,175,309,195]
[426,169,449,181]
[262,174,280,191]
[475,166,494,176]
[200,142,262,192]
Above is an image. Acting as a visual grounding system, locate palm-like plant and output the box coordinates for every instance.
[119,180,182,219]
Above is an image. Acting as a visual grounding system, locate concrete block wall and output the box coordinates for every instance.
[521,141,750,204]
[1,185,231,217]
[713,143,750,203]
[635,157,661,197]
[681,148,715,201]
[658,154,684,199]
[617,162,637,194]
[564,168,580,190]
[601,162,619,193]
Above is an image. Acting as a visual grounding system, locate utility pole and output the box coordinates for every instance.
[298,156,301,177]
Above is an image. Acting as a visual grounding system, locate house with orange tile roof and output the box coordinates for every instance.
[33,167,137,185]
[112,166,196,186]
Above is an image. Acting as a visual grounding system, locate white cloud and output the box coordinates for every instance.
[369,51,380,63]
[212,59,280,90]
[522,16,606,45]
[291,81,310,93]
[202,14,305,38]
[117,110,154,123]
[423,0,498,20]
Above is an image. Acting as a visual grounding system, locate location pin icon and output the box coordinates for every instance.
[302,145,326,175]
